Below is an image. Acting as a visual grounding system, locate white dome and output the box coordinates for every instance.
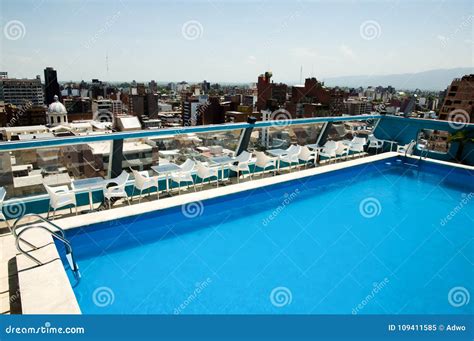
[48,95,67,114]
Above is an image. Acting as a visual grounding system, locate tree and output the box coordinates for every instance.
[448,130,474,163]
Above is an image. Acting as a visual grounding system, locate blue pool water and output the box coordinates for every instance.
[59,158,474,314]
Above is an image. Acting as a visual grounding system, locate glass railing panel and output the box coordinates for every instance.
[0,141,111,199]
[122,129,244,174]
[248,123,325,152]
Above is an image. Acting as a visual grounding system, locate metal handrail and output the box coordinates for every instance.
[15,223,80,279]
[12,214,80,275]
[11,213,66,238]
[0,114,384,152]
[15,224,78,271]
[404,140,417,158]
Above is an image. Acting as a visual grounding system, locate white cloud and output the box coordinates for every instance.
[246,55,257,64]
[339,44,355,59]
[290,47,318,58]
[437,34,449,43]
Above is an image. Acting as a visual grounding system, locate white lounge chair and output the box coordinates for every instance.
[319,141,338,164]
[171,159,196,194]
[132,170,159,203]
[229,151,252,183]
[44,184,78,219]
[367,135,384,154]
[298,146,317,168]
[103,171,130,209]
[0,187,9,227]
[281,145,302,172]
[335,142,350,161]
[255,151,277,177]
[397,142,413,154]
[195,161,219,189]
[349,136,367,157]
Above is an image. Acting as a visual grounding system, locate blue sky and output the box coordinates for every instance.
[1,0,472,83]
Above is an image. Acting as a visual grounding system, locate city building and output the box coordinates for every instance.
[288,77,346,117]
[0,102,47,127]
[46,95,68,126]
[182,97,200,126]
[129,93,158,118]
[116,115,142,131]
[0,76,44,106]
[439,74,474,123]
[111,100,124,116]
[256,72,287,111]
[149,80,158,94]
[225,110,260,123]
[44,67,61,105]
[158,102,173,113]
[345,98,372,116]
[63,97,93,121]
[92,98,114,125]
[201,80,211,93]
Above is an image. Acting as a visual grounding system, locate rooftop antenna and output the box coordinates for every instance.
[299,65,303,84]
[106,51,109,80]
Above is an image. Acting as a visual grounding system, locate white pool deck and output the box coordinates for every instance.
[1,152,472,314]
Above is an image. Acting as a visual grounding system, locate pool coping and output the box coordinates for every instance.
[15,151,473,314]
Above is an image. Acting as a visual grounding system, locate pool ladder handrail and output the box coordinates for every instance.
[404,140,417,158]
[419,146,429,161]
[11,213,80,278]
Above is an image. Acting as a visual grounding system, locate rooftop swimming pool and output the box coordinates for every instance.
[59,157,474,314]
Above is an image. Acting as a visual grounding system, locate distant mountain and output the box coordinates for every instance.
[322,67,474,91]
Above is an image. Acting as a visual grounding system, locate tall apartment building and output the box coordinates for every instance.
[439,74,474,123]
[0,76,44,106]
[345,98,372,116]
[111,100,124,116]
[149,80,158,94]
[129,93,158,118]
[92,98,114,123]
[44,67,61,105]
[182,95,208,126]
[182,98,200,126]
